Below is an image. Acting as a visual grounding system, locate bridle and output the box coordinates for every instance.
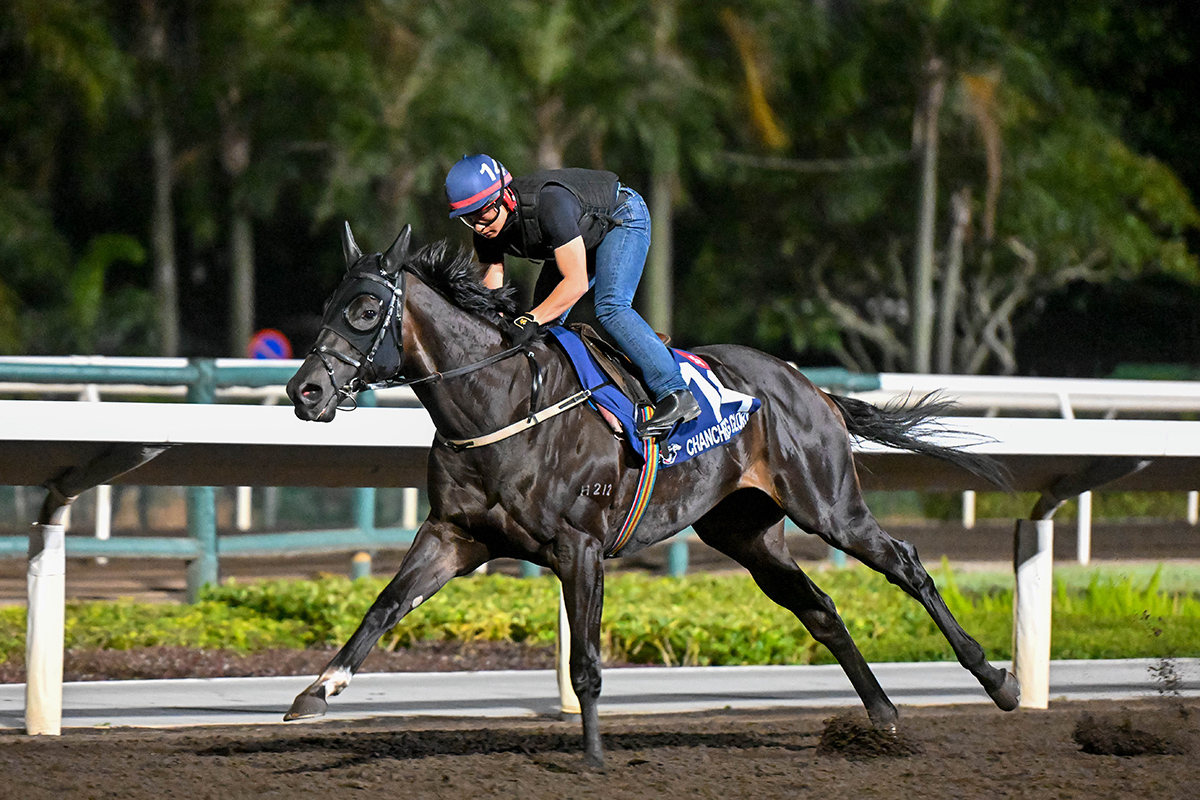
[310,262,530,405]
[304,251,597,451]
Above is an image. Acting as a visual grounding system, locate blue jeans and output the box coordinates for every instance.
[590,188,687,401]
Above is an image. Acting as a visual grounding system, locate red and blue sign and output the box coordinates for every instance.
[247,328,293,360]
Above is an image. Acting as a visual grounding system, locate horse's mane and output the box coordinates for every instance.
[402,240,519,321]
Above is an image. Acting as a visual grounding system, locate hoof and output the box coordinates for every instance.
[284,689,328,721]
[584,751,605,770]
[987,669,1021,711]
[867,704,899,734]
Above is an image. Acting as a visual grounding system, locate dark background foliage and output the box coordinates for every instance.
[2,0,1197,377]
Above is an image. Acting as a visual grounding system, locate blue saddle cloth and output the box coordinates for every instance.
[547,327,761,467]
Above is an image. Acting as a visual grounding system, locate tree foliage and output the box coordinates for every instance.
[0,0,1195,373]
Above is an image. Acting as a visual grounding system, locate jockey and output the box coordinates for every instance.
[446,154,701,439]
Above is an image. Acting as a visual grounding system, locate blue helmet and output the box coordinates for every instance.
[446,154,512,219]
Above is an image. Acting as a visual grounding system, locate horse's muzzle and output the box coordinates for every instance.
[287,362,339,422]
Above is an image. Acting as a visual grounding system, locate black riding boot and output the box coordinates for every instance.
[637,389,701,439]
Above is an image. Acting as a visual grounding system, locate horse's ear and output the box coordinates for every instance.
[341,221,363,267]
[381,224,412,277]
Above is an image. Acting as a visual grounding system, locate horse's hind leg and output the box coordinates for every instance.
[693,497,898,730]
[284,519,489,721]
[796,496,1019,711]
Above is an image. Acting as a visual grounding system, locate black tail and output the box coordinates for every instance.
[828,392,1012,491]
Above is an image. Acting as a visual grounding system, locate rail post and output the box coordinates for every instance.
[1012,516,1054,709]
[352,390,377,579]
[556,582,581,717]
[667,538,689,577]
[401,487,419,529]
[185,359,219,601]
[25,519,66,734]
[1013,457,1151,709]
[1076,492,1092,565]
[352,488,376,579]
[351,551,372,580]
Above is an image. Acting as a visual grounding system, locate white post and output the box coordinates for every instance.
[82,385,110,564]
[95,486,112,542]
[245,396,279,533]
[961,490,976,529]
[1013,518,1054,709]
[556,584,581,716]
[1076,492,1092,565]
[401,487,419,530]
[26,522,66,735]
[236,486,253,531]
[94,485,111,566]
[1188,491,1198,526]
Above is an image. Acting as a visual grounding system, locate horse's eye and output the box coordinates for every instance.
[346,295,383,332]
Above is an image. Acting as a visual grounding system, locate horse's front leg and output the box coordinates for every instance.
[550,532,606,768]
[284,519,488,720]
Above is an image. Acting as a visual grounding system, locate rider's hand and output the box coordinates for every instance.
[503,312,541,347]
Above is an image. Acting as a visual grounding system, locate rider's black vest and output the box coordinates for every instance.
[508,169,622,261]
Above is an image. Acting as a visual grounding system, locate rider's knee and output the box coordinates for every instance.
[593,299,626,325]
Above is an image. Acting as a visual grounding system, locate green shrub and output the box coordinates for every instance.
[0,599,310,662]
[1,566,1196,667]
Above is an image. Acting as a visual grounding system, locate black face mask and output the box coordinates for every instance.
[318,259,406,387]
[303,222,414,398]
[323,268,395,349]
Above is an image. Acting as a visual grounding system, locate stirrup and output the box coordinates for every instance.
[637,391,700,439]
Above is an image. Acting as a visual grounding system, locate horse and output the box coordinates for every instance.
[283,223,1020,767]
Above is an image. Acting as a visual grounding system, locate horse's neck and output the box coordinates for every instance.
[404,285,534,438]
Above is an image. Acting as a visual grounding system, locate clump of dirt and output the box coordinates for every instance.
[1073,713,1186,756]
[817,713,921,759]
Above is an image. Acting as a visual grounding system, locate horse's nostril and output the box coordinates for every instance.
[300,383,323,401]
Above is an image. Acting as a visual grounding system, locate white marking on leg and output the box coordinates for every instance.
[411,594,424,609]
[321,666,353,697]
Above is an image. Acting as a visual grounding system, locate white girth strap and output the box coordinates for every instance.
[435,389,593,451]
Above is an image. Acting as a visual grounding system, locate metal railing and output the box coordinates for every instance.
[0,358,429,598]
[3,357,1199,586]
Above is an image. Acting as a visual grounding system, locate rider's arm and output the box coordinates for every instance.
[474,230,505,289]
[529,236,588,324]
[481,262,504,289]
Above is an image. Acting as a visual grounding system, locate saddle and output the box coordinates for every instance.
[565,323,654,408]
[546,324,760,467]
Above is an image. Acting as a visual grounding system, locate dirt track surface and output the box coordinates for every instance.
[3,699,1197,799]
[2,521,1199,796]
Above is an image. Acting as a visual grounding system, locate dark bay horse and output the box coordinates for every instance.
[284,223,1019,767]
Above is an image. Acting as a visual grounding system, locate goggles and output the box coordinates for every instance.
[461,196,503,229]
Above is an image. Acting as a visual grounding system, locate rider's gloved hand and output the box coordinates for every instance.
[503,312,541,347]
